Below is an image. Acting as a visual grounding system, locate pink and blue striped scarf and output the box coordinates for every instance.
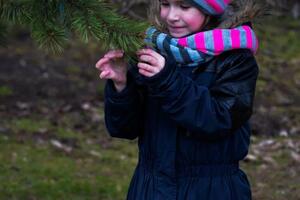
[145,25,258,66]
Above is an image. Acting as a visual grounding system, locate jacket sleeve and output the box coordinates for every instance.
[144,50,259,139]
[104,72,145,140]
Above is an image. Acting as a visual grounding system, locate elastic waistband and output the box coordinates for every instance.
[138,158,239,178]
[177,163,239,178]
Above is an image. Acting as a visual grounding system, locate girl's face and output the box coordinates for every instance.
[160,0,206,38]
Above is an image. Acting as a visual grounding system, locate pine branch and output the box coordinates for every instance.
[31,21,67,53]
[95,5,148,56]
[0,0,32,24]
[0,0,150,59]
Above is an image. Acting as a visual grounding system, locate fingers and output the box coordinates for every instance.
[137,49,159,70]
[137,48,161,58]
[95,50,124,69]
[138,68,155,77]
[95,57,110,69]
[136,48,165,77]
[139,55,158,66]
[99,70,111,79]
[104,50,124,59]
[137,62,159,76]
[97,49,164,79]
[137,48,165,67]
[136,48,153,56]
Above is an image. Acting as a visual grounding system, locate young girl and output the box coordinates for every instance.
[96,0,260,199]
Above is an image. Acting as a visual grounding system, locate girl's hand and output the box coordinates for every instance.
[137,49,165,77]
[95,50,127,92]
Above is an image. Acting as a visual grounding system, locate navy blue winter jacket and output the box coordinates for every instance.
[104,49,259,200]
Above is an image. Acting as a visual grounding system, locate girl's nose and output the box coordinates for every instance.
[167,7,180,22]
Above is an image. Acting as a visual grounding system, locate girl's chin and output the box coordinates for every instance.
[168,27,190,38]
[169,32,189,38]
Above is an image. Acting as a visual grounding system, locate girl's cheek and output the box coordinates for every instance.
[187,15,206,32]
[160,8,168,21]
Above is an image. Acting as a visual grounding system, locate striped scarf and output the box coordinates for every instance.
[145,25,258,67]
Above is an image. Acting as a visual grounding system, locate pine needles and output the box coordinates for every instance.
[0,0,150,57]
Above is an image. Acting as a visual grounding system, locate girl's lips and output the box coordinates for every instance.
[168,26,185,32]
[168,26,185,29]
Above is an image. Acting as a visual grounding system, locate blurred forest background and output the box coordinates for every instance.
[0,0,299,199]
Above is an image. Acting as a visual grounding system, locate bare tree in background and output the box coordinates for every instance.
[293,2,300,19]
[110,0,149,19]
[264,0,299,18]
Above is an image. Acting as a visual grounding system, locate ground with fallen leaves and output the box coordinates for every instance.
[0,16,299,199]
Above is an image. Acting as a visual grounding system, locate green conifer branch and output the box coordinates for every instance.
[0,0,150,59]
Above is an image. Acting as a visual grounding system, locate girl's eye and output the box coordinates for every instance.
[160,1,169,7]
[180,3,191,10]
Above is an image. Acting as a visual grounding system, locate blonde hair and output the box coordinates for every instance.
[147,1,220,33]
[147,1,166,31]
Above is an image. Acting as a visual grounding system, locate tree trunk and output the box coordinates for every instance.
[292,2,300,19]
